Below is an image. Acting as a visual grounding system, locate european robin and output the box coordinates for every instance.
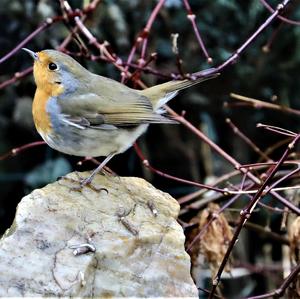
[23,48,218,188]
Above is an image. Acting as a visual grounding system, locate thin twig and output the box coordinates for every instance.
[182,0,212,63]
[186,192,244,252]
[246,262,300,298]
[230,93,300,117]
[257,123,297,137]
[0,20,54,65]
[167,106,300,215]
[215,0,290,72]
[0,67,33,90]
[122,0,166,83]
[243,222,289,245]
[0,141,46,161]
[134,143,228,194]
[208,133,300,298]
[226,118,272,162]
[259,0,300,26]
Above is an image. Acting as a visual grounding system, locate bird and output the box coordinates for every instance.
[23,48,218,189]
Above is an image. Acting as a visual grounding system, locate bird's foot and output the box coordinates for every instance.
[73,173,108,193]
[58,172,108,193]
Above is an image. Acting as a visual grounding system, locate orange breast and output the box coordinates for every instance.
[32,78,64,134]
[32,88,52,134]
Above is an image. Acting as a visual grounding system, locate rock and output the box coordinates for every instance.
[0,173,198,297]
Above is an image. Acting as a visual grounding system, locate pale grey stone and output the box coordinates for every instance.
[0,173,198,297]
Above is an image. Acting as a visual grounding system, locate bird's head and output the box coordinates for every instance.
[23,48,89,95]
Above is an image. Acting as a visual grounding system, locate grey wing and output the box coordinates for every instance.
[57,86,176,130]
[60,113,118,130]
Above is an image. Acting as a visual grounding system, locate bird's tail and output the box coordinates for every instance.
[140,68,219,111]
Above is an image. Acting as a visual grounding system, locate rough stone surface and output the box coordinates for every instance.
[0,173,198,297]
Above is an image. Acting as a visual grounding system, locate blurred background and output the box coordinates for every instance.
[0,0,300,297]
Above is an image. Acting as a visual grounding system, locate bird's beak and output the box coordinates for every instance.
[22,48,39,61]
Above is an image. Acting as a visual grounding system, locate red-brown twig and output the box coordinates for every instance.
[182,0,212,63]
[0,67,33,90]
[0,0,102,89]
[0,0,101,66]
[226,118,272,162]
[215,0,290,73]
[178,160,300,208]
[257,123,297,137]
[264,165,300,194]
[0,3,298,295]
[262,21,285,53]
[186,192,244,252]
[0,141,46,161]
[178,169,241,205]
[0,20,54,65]
[208,133,300,298]
[230,93,300,117]
[168,106,300,215]
[122,0,166,83]
[60,0,147,89]
[246,262,300,299]
[134,143,228,194]
[259,0,300,26]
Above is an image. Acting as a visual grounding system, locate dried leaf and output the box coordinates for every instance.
[289,217,300,263]
[288,216,300,297]
[199,203,233,277]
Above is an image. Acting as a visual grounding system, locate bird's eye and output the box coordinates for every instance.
[48,62,58,71]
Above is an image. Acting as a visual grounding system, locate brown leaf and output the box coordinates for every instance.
[198,203,233,277]
[288,216,300,297]
[289,216,300,263]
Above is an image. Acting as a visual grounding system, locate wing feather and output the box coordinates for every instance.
[57,74,176,128]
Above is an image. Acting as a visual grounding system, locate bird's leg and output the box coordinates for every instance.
[79,153,116,187]
[59,153,115,192]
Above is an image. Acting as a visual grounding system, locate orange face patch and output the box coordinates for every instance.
[32,52,64,134]
[33,52,63,96]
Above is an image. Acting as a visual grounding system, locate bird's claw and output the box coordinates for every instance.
[58,172,108,193]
